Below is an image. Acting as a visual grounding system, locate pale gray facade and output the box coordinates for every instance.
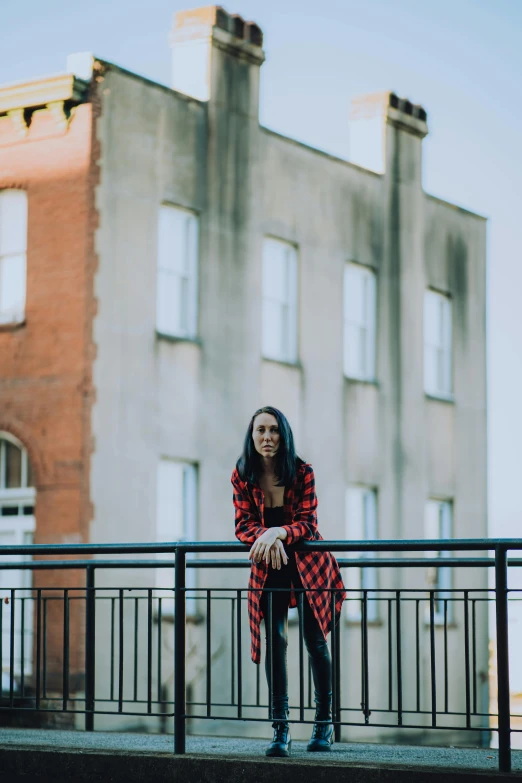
[77,6,488,743]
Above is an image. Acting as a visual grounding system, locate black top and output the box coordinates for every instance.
[263,505,285,528]
[263,506,301,588]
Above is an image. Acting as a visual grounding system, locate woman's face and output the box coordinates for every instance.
[252,412,281,459]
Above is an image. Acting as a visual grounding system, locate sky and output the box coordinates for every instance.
[1,0,522,670]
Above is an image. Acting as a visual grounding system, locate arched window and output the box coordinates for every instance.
[0,433,35,516]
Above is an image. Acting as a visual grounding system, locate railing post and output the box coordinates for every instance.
[85,565,96,731]
[495,545,511,773]
[174,545,186,754]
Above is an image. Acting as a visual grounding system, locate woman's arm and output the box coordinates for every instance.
[231,470,266,545]
[280,464,318,545]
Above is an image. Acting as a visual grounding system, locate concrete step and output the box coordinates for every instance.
[0,729,519,781]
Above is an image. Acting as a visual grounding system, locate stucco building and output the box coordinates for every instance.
[0,5,487,743]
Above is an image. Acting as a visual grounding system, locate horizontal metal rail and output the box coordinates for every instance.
[0,538,518,773]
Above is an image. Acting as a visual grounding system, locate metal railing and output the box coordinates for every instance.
[0,538,520,774]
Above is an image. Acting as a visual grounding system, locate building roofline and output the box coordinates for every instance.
[95,59,206,107]
[260,126,384,179]
[0,60,488,223]
[425,193,488,222]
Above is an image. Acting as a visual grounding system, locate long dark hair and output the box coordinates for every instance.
[236,406,303,487]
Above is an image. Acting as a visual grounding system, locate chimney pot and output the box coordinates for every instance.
[245,21,263,47]
[230,13,245,38]
[215,6,230,31]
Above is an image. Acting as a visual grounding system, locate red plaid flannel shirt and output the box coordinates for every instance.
[232,461,346,664]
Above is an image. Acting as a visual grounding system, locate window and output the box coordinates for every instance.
[156,205,198,338]
[345,486,378,622]
[0,190,28,325]
[262,238,298,363]
[0,434,35,685]
[424,290,452,398]
[156,459,197,614]
[343,263,376,381]
[424,499,453,623]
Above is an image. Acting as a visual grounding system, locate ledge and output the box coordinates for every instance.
[0,730,512,782]
[425,392,455,405]
[344,376,379,388]
[262,356,303,371]
[0,74,89,114]
[0,320,26,333]
[156,331,202,347]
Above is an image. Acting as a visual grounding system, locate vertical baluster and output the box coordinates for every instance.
[268,590,273,720]
[388,598,393,712]
[110,597,115,702]
[464,591,471,729]
[230,597,235,705]
[429,591,436,727]
[237,590,242,719]
[472,599,477,716]
[298,590,304,723]
[43,597,47,699]
[134,597,139,704]
[174,546,186,754]
[415,599,420,714]
[147,590,152,714]
[85,566,96,731]
[206,590,212,717]
[20,597,25,697]
[395,591,402,726]
[35,589,41,710]
[444,599,449,713]
[157,597,163,704]
[9,589,15,707]
[118,589,124,713]
[62,589,70,712]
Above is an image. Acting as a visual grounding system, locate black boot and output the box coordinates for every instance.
[266,711,292,757]
[307,694,333,752]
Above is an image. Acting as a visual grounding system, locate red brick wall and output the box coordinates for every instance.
[0,91,100,687]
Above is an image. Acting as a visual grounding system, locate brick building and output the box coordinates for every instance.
[0,5,488,742]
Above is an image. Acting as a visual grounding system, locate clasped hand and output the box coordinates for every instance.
[249,528,289,569]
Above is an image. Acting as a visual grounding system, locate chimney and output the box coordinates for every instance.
[348,91,428,177]
[169,5,264,105]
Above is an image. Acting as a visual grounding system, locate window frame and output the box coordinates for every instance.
[261,237,298,364]
[424,289,453,400]
[156,204,199,340]
[424,498,453,625]
[343,262,377,382]
[0,189,28,326]
[344,485,379,623]
[155,458,198,615]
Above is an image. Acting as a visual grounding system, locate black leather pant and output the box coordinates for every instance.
[260,555,332,720]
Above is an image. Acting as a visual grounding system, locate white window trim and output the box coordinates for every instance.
[343,262,377,382]
[345,486,379,622]
[0,189,28,326]
[424,289,453,399]
[262,237,298,364]
[156,204,199,340]
[425,498,453,625]
[156,459,198,616]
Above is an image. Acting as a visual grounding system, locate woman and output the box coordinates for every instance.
[231,406,346,757]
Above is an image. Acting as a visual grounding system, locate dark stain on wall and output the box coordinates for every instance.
[447,234,468,335]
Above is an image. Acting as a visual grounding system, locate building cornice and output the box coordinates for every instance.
[0,74,90,136]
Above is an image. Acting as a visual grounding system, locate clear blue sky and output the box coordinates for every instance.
[1,0,521,541]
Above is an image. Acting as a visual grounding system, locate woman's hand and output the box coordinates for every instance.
[268,539,288,570]
[249,528,288,566]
